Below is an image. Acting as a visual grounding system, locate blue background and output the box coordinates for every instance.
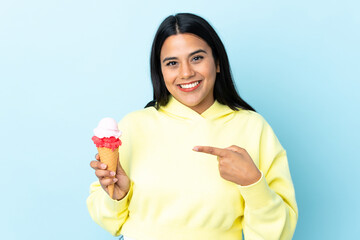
[1,0,359,239]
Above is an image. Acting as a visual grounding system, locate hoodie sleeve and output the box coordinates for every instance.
[238,117,298,240]
[86,181,133,236]
[86,115,134,236]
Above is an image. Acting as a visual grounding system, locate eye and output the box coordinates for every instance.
[192,55,204,62]
[166,61,177,66]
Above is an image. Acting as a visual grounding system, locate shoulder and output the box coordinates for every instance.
[233,109,268,129]
[238,110,284,149]
[118,107,159,129]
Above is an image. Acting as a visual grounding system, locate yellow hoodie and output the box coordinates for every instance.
[87,96,298,240]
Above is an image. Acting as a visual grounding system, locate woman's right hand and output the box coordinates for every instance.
[90,154,130,201]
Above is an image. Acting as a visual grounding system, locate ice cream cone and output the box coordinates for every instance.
[97,147,119,198]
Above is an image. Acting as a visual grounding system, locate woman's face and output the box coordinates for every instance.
[160,33,219,114]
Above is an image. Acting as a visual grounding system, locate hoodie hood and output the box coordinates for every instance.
[159,95,235,121]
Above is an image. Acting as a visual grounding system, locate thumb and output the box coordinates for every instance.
[225,145,245,154]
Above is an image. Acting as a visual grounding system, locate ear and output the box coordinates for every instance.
[216,62,220,73]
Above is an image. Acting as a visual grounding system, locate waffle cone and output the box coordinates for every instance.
[97,147,119,198]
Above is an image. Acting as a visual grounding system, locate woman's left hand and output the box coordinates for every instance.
[193,145,261,186]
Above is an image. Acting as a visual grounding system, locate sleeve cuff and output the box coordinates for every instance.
[103,181,134,210]
[237,172,277,209]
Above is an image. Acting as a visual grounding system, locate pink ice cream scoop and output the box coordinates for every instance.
[93,117,122,138]
[92,118,122,151]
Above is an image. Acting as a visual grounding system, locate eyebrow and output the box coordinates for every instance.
[162,49,207,63]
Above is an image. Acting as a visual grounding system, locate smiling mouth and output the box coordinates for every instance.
[178,80,201,89]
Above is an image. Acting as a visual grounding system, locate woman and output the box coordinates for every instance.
[87,13,298,240]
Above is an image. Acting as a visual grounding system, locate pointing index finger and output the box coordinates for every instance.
[193,146,227,157]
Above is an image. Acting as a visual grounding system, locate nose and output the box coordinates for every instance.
[179,62,195,79]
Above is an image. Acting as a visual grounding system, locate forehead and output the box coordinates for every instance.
[160,33,211,58]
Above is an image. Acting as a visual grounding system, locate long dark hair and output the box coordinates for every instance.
[146,13,255,112]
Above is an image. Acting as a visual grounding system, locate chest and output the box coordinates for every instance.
[127,118,260,209]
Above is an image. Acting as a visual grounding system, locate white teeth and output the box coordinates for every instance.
[180,81,200,89]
